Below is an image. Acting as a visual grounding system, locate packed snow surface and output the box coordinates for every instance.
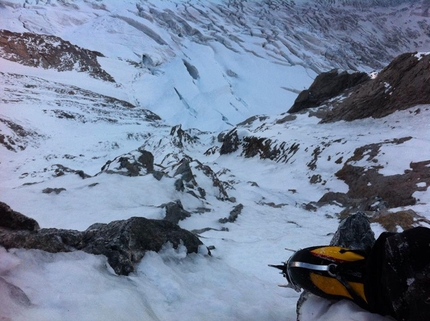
[1,0,430,320]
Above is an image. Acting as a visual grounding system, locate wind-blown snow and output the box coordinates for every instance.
[1,0,430,320]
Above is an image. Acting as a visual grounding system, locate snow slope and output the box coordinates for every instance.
[1,0,430,320]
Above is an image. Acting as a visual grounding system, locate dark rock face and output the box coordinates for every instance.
[174,158,195,183]
[322,52,430,122]
[288,69,369,113]
[220,129,240,155]
[0,228,83,253]
[170,124,199,149]
[82,217,203,275]
[162,200,191,224]
[329,212,375,250]
[0,205,204,276]
[219,203,244,223]
[100,148,155,177]
[0,30,114,82]
[0,201,39,231]
[219,128,300,163]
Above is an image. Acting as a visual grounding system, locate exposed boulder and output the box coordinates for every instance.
[219,203,244,223]
[288,69,369,113]
[322,52,430,122]
[329,212,375,249]
[161,200,191,224]
[0,204,205,276]
[82,217,203,275]
[0,30,114,82]
[0,201,39,231]
[100,148,155,176]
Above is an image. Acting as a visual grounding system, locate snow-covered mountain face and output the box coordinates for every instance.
[1,1,430,320]
[2,0,430,130]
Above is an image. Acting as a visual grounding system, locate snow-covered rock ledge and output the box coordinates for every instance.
[0,201,206,275]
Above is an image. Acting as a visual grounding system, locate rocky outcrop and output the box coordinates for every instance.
[0,116,44,152]
[0,30,114,82]
[322,52,430,122]
[161,200,191,224]
[219,203,244,223]
[329,212,375,249]
[335,145,430,209]
[100,148,155,177]
[0,201,39,231]
[0,204,205,276]
[288,69,369,113]
[82,217,203,275]
[307,136,430,214]
[219,129,240,155]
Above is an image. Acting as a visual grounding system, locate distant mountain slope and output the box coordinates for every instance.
[2,0,430,129]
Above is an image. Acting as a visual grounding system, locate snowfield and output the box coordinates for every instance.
[1,0,430,320]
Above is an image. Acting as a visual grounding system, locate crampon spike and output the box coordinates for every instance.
[268,264,285,271]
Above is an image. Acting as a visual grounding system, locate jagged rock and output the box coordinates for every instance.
[0,204,205,276]
[173,158,195,183]
[51,164,91,179]
[219,204,244,223]
[329,212,375,249]
[0,30,114,82]
[193,160,230,200]
[0,228,83,253]
[241,136,300,163]
[42,187,67,194]
[100,148,154,176]
[288,69,369,113]
[219,129,300,164]
[0,202,39,231]
[322,52,430,122]
[161,200,191,224]
[137,150,155,172]
[220,129,240,155]
[169,125,199,148]
[82,217,203,275]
